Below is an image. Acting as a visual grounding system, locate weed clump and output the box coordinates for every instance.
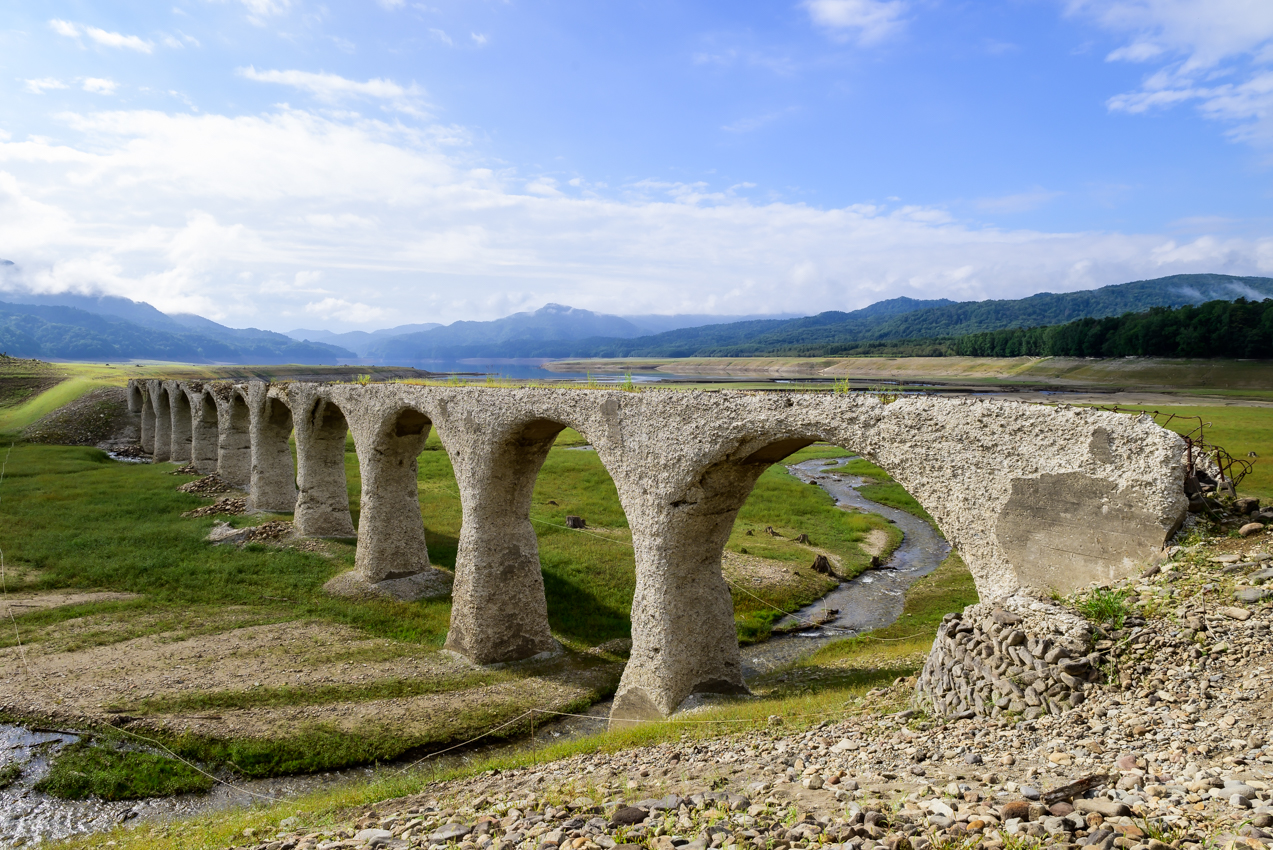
[34,736,214,800]
[1073,586,1132,630]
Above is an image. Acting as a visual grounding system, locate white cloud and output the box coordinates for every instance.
[378,0,406,7]
[237,67,426,115]
[25,78,69,95]
[49,19,80,39]
[0,106,1269,328]
[429,28,454,47]
[802,0,908,45]
[82,78,119,95]
[1066,0,1273,146]
[238,0,295,24]
[303,297,388,324]
[84,26,154,53]
[49,19,154,52]
[471,32,488,46]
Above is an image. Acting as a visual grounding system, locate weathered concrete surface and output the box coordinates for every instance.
[212,386,252,487]
[167,381,192,463]
[286,385,355,538]
[131,381,1188,723]
[189,386,220,475]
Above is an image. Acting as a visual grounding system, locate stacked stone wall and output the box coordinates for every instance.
[917,594,1103,720]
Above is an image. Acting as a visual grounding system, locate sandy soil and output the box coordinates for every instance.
[1,590,141,616]
[861,529,890,557]
[0,617,616,741]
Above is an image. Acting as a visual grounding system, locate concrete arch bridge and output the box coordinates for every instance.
[127,379,1187,723]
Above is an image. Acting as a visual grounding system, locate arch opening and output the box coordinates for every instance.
[217,391,252,486]
[127,384,143,415]
[294,398,355,538]
[251,395,297,512]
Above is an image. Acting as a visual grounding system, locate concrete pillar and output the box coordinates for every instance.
[127,384,143,415]
[250,392,297,512]
[140,390,155,455]
[152,385,171,462]
[217,390,252,487]
[169,385,193,463]
[294,396,356,538]
[353,408,431,582]
[190,391,219,474]
[445,419,560,664]
[610,458,772,726]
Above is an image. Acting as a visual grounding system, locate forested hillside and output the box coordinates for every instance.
[952,297,1273,359]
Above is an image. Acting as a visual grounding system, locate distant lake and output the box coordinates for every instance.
[353,358,742,383]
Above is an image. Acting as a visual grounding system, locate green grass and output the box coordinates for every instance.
[1072,587,1132,630]
[0,760,22,790]
[839,457,936,525]
[33,736,214,800]
[1146,405,1273,501]
[0,377,106,434]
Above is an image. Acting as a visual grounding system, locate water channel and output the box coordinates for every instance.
[0,456,947,847]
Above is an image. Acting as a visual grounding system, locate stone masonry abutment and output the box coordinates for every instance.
[130,380,1188,725]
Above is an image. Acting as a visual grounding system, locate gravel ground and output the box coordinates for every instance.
[195,530,1272,850]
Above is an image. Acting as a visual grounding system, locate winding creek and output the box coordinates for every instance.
[0,457,948,847]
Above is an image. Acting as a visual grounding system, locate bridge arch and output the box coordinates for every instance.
[139,387,156,455]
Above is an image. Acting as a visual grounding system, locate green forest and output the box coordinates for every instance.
[951,297,1273,359]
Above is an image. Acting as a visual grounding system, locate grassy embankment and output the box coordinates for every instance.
[0,376,898,796]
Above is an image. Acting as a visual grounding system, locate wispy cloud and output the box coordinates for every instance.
[974,187,1064,214]
[25,78,69,95]
[82,78,119,95]
[237,67,427,115]
[1066,0,1273,147]
[49,19,154,53]
[802,0,909,45]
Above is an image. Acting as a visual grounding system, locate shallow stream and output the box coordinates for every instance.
[0,457,947,847]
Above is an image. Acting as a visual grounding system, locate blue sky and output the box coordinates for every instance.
[1,0,1271,331]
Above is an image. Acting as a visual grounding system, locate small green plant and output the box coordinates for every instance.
[446,374,464,387]
[832,378,853,394]
[620,372,638,392]
[868,384,900,404]
[355,374,372,386]
[1075,587,1132,629]
[0,760,23,790]
[583,372,604,390]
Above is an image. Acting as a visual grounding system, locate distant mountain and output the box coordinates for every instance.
[287,323,443,357]
[423,274,1270,361]
[622,312,803,334]
[367,304,648,361]
[0,299,353,364]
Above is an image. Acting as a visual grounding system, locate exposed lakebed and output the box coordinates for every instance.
[0,457,947,847]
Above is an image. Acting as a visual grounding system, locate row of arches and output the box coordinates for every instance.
[126,379,1186,724]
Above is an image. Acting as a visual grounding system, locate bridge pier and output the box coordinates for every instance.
[191,390,220,474]
[351,407,432,582]
[249,389,297,512]
[140,390,155,455]
[217,391,252,487]
[152,384,171,462]
[169,384,193,463]
[445,419,559,664]
[293,393,356,538]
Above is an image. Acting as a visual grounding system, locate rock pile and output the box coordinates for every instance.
[207,520,294,546]
[917,597,1101,720]
[182,497,249,518]
[178,475,236,496]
